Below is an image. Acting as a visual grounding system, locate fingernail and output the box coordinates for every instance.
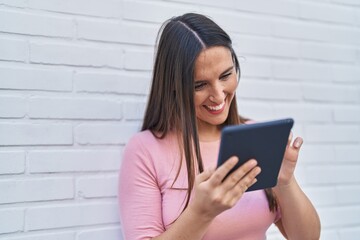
[294,139,302,148]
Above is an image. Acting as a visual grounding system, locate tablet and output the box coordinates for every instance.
[217,118,294,192]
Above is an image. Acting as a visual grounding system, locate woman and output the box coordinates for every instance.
[119,13,320,240]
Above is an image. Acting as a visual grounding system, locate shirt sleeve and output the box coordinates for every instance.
[118,134,165,240]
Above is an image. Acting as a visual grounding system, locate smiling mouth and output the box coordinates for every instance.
[204,98,226,114]
[205,101,225,111]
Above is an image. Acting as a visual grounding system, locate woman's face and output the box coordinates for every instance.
[194,46,238,133]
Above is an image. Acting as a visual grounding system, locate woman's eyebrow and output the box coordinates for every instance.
[220,66,234,76]
[195,65,234,82]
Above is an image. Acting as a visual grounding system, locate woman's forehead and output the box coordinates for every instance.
[194,46,233,80]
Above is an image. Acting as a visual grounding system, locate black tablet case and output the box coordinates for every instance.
[217,118,294,192]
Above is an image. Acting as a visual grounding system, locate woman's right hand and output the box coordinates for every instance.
[188,157,261,221]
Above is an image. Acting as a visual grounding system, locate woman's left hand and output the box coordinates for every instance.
[277,132,303,187]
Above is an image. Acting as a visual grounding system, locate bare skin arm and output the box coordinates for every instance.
[274,133,321,240]
[152,157,261,240]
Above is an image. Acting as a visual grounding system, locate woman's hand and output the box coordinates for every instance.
[277,132,303,187]
[188,157,261,221]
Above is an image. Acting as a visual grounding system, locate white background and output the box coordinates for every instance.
[0,0,359,239]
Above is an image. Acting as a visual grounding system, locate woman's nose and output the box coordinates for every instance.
[209,82,225,102]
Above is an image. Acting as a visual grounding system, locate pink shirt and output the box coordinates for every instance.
[119,130,280,240]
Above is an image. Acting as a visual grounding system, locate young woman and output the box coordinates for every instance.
[119,13,320,240]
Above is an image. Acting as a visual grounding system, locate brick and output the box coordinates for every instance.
[2,232,75,240]
[0,10,73,38]
[272,61,334,82]
[0,123,73,146]
[26,202,119,230]
[318,230,340,240]
[209,11,272,36]
[233,36,298,59]
[0,66,72,91]
[305,124,359,143]
[0,0,27,7]
[74,71,151,95]
[332,0,360,6]
[334,106,360,123]
[0,38,27,62]
[234,0,298,17]
[266,225,284,238]
[30,42,123,68]
[300,145,336,163]
[272,19,360,45]
[0,177,74,204]
[236,101,274,121]
[123,1,193,23]
[28,0,122,18]
[29,97,122,120]
[0,151,25,174]
[273,104,332,123]
[299,2,355,24]
[75,123,140,145]
[340,227,360,239]
[307,165,360,184]
[0,96,26,118]
[123,50,154,71]
[303,84,359,103]
[239,59,271,78]
[77,227,122,240]
[293,164,307,186]
[335,146,360,163]
[329,27,360,45]
[123,101,146,120]
[331,64,360,83]
[173,0,237,8]
[300,43,356,63]
[317,206,360,227]
[28,150,121,173]
[302,186,337,207]
[267,233,287,240]
[336,185,360,205]
[77,175,117,198]
[238,80,302,101]
[77,19,158,46]
[0,209,23,234]
[272,20,330,42]
[290,124,304,141]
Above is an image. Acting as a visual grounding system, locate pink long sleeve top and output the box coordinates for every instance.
[119,130,280,240]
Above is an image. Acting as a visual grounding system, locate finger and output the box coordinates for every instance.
[222,159,258,190]
[210,156,239,185]
[226,169,260,206]
[287,131,293,147]
[196,168,215,184]
[293,137,303,150]
[237,175,258,194]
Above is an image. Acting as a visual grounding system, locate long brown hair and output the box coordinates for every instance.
[142,13,277,212]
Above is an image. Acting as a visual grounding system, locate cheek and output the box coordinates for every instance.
[194,93,206,108]
[225,77,238,94]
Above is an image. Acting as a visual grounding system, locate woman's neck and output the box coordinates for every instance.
[197,124,221,142]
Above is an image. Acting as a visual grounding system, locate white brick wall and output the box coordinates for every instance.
[0,1,359,239]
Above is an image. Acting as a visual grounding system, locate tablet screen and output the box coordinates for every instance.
[217,118,294,192]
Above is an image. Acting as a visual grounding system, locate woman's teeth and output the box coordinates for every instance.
[206,102,225,111]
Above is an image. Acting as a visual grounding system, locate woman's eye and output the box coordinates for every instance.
[194,82,206,91]
[221,72,232,80]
